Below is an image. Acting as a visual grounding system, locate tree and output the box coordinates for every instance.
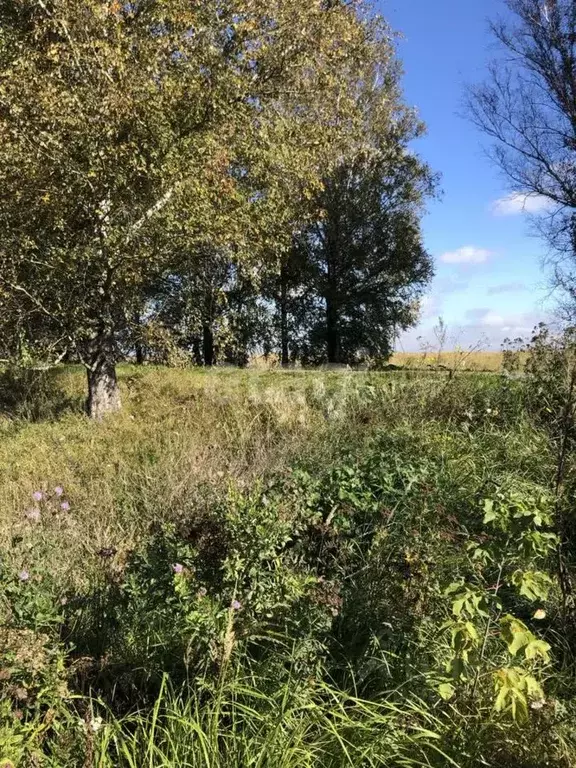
[469,0,576,312]
[292,147,435,365]
[151,248,233,367]
[261,243,317,367]
[0,0,385,416]
[149,247,270,367]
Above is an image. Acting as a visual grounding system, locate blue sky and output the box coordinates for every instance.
[381,0,554,351]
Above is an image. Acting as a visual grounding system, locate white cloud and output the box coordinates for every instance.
[467,308,543,333]
[480,311,507,327]
[440,245,491,265]
[492,192,553,216]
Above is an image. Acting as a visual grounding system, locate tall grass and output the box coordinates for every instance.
[1,364,574,767]
[95,672,458,768]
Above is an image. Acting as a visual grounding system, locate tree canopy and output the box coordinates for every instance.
[0,0,434,413]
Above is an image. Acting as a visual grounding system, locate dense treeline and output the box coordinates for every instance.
[138,141,435,370]
[0,0,434,417]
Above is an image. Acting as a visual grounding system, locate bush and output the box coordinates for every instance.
[0,365,575,766]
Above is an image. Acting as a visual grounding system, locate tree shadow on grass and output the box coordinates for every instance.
[0,366,84,422]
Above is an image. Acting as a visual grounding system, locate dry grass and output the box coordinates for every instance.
[0,365,397,591]
[390,350,508,372]
[253,351,518,372]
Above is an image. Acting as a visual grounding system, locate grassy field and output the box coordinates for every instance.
[0,363,574,767]
[389,350,508,371]
[250,350,519,372]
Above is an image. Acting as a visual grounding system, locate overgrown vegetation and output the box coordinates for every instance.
[2,333,576,766]
[2,1,576,765]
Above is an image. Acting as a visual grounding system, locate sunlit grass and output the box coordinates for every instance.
[390,350,508,371]
[1,364,572,768]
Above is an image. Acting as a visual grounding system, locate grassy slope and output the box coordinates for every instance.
[0,365,574,767]
[0,363,550,600]
[1,365,429,584]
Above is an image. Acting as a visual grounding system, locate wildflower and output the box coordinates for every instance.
[530,699,545,711]
[77,715,104,734]
[89,716,104,733]
[60,501,70,511]
[533,609,547,620]
[18,570,30,582]
[231,599,242,611]
[32,491,43,502]
[197,586,207,598]
[54,486,64,497]
[25,507,41,522]
[172,563,184,574]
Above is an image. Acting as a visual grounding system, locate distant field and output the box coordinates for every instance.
[251,350,516,372]
[390,350,509,372]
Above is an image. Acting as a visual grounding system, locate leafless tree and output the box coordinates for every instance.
[469,0,576,314]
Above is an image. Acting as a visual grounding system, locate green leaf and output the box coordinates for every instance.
[438,683,455,701]
[494,684,510,713]
[524,639,551,662]
[452,597,465,617]
[483,498,496,524]
[508,631,530,656]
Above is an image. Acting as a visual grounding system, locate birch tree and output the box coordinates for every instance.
[0,0,386,416]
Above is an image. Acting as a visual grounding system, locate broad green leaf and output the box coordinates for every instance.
[438,683,455,701]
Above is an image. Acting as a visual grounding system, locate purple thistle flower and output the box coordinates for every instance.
[172,563,184,574]
[32,491,43,502]
[25,508,41,523]
[231,599,242,611]
[60,501,70,512]
[54,486,64,497]
[18,570,30,582]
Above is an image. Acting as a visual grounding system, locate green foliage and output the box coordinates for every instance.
[0,366,575,765]
[0,0,414,411]
[288,145,435,365]
[435,481,557,724]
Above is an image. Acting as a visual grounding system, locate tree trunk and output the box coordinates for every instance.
[325,246,340,364]
[86,350,121,420]
[192,336,202,366]
[280,264,289,368]
[134,311,145,364]
[326,297,339,364]
[203,323,214,366]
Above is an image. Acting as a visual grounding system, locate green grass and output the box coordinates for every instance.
[0,365,516,589]
[94,673,458,768]
[0,364,575,767]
